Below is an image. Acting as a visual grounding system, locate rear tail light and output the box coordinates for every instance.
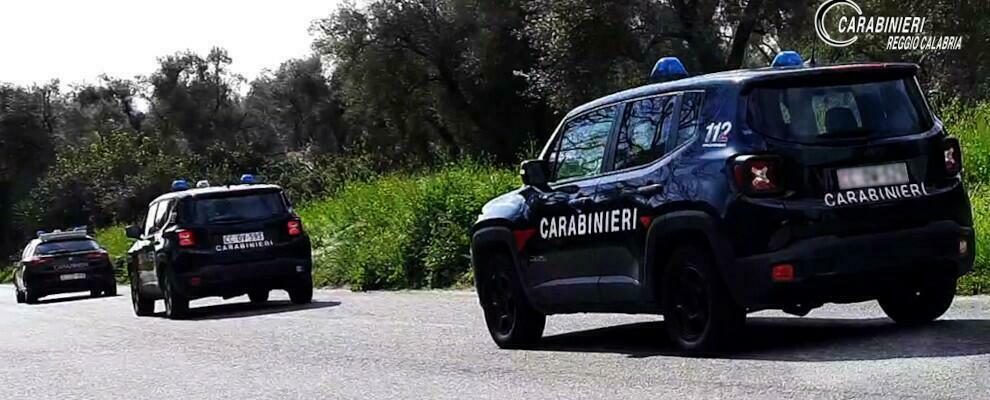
[87,250,109,261]
[771,264,795,282]
[27,256,52,267]
[287,220,303,236]
[943,137,962,175]
[731,155,785,196]
[177,230,196,247]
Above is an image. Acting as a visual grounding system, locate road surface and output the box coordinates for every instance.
[1,284,988,399]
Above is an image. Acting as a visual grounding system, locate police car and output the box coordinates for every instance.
[125,175,313,319]
[470,51,975,352]
[12,228,117,304]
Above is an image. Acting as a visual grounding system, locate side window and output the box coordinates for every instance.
[614,95,674,170]
[22,243,35,260]
[548,106,617,181]
[153,200,172,232]
[675,91,704,147]
[144,203,160,236]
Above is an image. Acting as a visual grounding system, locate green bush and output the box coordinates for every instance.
[959,185,989,294]
[298,159,517,290]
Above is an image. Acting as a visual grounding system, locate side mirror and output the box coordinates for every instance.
[7,255,19,263]
[520,159,551,191]
[125,225,143,240]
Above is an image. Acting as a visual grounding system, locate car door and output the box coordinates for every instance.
[130,201,162,290]
[523,104,619,308]
[593,92,702,304]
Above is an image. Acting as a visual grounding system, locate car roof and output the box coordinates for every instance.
[566,62,919,118]
[150,184,283,204]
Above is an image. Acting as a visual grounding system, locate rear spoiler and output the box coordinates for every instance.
[741,63,920,94]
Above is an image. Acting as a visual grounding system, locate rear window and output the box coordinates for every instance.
[185,192,288,224]
[747,78,933,143]
[36,240,100,255]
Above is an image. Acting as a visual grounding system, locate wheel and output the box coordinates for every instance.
[105,284,118,297]
[478,253,545,349]
[15,289,25,304]
[24,288,39,304]
[162,270,189,319]
[90,289,102,297]
[248,290,270,304]
[288,275,313,305]
[130,271,154,317]
[879,273,957,324]
[661,244,745,354]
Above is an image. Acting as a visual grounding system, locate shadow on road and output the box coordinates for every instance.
[157,300,341,320]
[33,293,120,305]
[536,317,990,361]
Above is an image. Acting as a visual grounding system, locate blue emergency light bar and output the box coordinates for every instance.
[650,57,689,82]
[240,174,257,184]
[171,179,190,191]
[771,51,803,68]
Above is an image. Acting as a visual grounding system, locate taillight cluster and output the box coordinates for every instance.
[177,229,196,247]
[943,137,962,175]
[27,256,52,267]
[731,155,784,196]
[87,250,109,262]
[287,220,303,236]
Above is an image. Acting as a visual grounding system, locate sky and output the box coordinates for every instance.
[0,0,344,87]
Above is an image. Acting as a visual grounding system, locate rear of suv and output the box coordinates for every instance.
[126,176,313,319]
[470,52,974,353]
[13,229,117,304]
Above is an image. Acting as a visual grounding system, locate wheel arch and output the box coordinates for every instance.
[643,208,743,305]
[471,224,536,305]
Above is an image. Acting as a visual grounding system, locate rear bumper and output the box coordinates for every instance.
[175,257,312,299]
[23,269,116,297]
[734,220,974,309]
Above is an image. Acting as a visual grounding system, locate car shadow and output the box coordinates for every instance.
[535,317,990,361]
[34,293,120,304]
[157,300,341,320]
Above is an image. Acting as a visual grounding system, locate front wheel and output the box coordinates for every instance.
[15,289,25,304]
[879,273,957,324]
[130,271,154,317]
[478,253,545,349]
[248,290,270,304]
[661,244,745,354]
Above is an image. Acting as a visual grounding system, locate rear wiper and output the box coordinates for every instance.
[821,128,872,138]
[207,216,248,224]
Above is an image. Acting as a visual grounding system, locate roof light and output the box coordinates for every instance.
[650,57,688,82]
[36,230,45,237]
[196,180,210,188]
[240,174,257,184]
[171,179,190,191]
[771,51,803,68]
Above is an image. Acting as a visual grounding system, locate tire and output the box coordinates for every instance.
[130,271,154,317]
[879,273,957,324]
[24,288,39,304]
[288,275,313,305]
[248,290,270,304]
[105,284,118,297]
[90,289,102,297]
[661,244,745,354]
[478,253,545,349]
[162,270,190,319]
[15,289,25,304]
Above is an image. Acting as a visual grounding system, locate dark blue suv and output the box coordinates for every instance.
[470,52,975,353]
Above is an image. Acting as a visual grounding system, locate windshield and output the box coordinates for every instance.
[187,192,287,224]
[747,78,933,143]
[36,239,100,255]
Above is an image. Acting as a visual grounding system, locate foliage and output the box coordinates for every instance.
[297,159,517,290]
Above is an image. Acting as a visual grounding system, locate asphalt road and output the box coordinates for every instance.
[1,285,988,400]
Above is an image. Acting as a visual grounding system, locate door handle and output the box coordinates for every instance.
[624,183,664,197]
[567,197,594,207]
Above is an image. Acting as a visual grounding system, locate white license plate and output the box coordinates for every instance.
[59,273,86,281]
[223,231,265,245]
[836,163,909,190]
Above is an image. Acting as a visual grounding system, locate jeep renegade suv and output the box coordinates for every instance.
[470,52,975,353]
[125,176,313,319]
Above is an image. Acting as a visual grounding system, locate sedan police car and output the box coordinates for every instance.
[12,228,117,304]
[470,51,975,353]
[125,175,313,319]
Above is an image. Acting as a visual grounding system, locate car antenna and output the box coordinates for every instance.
[806,45,819,67]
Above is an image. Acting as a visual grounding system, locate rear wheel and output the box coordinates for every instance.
[288,275,313,305]
[24,289,39,304]
[105,284,118,297]
[15,289,25,304]
[661,244,744,354]
[479,253,545,349]
[162,270,190,319]
[879,273,957,324]
[248,290,270,304]
[130,271,154,317]
[90,289,102,297]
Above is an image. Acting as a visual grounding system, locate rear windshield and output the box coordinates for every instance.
[747,78,933,143]
[36,239,100,255]
[185,192,288,224]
